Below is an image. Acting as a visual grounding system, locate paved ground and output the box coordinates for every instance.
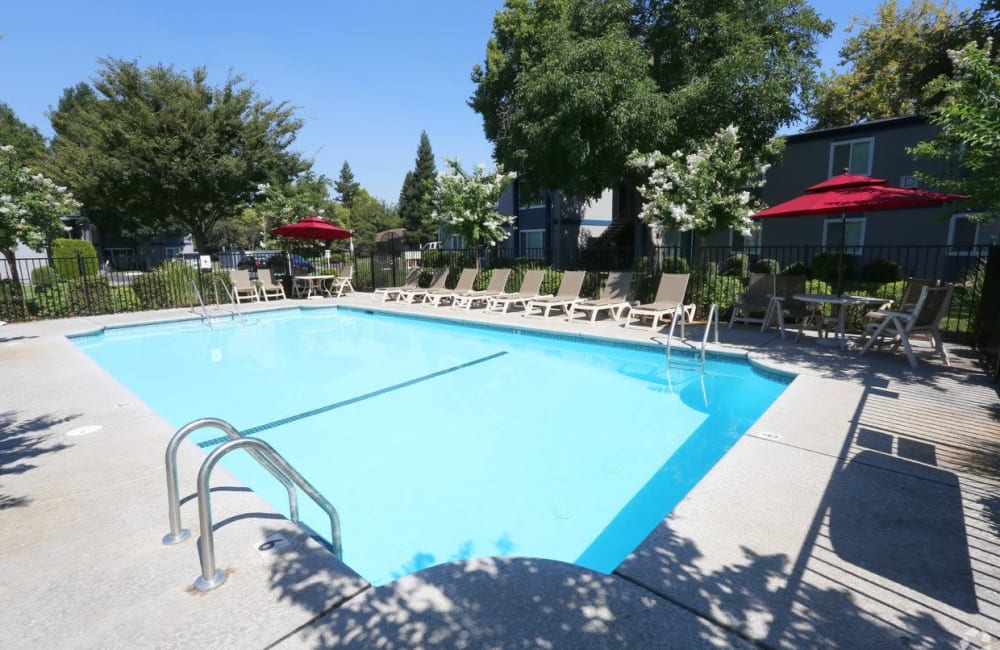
[1,293,997,649]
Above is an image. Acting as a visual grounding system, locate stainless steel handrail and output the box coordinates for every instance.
[701,303,720,368]
[193,437,342,591]
[162,417,298,545]
[190,279,212,327]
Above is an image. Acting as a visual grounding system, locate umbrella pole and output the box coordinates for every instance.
[837,211,846,295]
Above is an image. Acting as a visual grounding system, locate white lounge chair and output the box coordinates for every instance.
[624,273,691,331]
[524,270,586,318]
[229,269,259,304]
[329,264,355,297]
[858,284,954,368]
[485,269,548,313]
[452,268,512,310]
[373,267,422,302]
[257,268,286,301]
[398,268,449,304]
[424,268,478,307]
[568,271,633,322]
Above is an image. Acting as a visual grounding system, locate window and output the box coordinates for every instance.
[822,217,865,255]
[518,181,546,210]
[447,234,464,249]
[948,213,1000,254]
[519,229,545,259]
[829,137,873,176]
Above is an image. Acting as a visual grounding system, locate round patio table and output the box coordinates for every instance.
[792,293,865,349]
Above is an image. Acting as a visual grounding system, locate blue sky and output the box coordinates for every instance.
[0,1,979,204]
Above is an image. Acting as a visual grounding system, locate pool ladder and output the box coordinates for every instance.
[190,278,246,327]
[666,303,720,373]
[163,417,342,591]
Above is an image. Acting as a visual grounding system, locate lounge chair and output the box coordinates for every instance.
[485,269,548,313]
[424,268,478,307]
[624,273,691,331]
[398,268,449,304]
[568,271,633,323]
[452,268,512,310]
[257,268,286,301]
[858,284,954,368]
[760,274,820,339]
[524,270,586,318]
[728,273,775,328]
[329,264,355,297]
[373,267,422,302]
[229,269,259,304]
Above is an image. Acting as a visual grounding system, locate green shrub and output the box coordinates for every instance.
[114,286,143,312]
[131,273,168,309]
[783,261,808,276]
[130,262,199,309]
[0,280,26,321]
[31,266,60,290]
[661,256,690,274]
[860,259,903,284]
[752,258,781,274]
[32,284,71,318]
[51,238,99,280]
[722,254,749,277]
[810,252,853,284]
[690,262,743,318]
[541,268,564,295]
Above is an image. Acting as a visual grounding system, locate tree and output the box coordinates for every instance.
[334,161,361,208]
[432,158,516,265]
[810,0,989,128]
[397,131,438,246]
[470,0,830,199]
[0,145,80,316]
[347,189,400,246]
[0,103,47,167]
[911,39,999,220]
[48,58,307,251]
[629,125,775,237]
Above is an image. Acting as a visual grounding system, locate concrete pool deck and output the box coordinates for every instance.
[1,294,997,648]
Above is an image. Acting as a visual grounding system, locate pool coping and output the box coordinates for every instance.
[1,294,997,648]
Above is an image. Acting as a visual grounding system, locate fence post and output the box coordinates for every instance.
[976,245,1000,381]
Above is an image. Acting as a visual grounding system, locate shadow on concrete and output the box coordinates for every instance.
[0,334,38,344]
[828,451,977,613]
[265,550,739,649]
[0,410,75,510]
[620,519,961,649]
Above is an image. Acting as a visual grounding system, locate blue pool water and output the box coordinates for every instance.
[72,308,789,585]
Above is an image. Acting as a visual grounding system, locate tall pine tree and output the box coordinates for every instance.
[397,131,437,246]
[334,161,361,208]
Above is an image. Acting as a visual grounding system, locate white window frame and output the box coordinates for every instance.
[947,213,995,254]
[829,137,874,177]
[519,228,545,259]
[822,216,866,255]
[447,234,464,249]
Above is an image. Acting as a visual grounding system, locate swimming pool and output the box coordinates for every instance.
[72,307,789,585]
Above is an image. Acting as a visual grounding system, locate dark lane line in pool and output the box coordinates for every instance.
[198,350,509,448]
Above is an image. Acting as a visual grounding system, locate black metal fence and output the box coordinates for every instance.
[1,244,995,351]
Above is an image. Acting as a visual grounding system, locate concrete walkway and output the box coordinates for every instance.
[1,295,997,648]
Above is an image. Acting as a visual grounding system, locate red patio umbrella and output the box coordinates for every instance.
[271,216,354,241]
[752,173,966,292]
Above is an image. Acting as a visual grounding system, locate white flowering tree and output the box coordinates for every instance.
[628,125,774,238]
[1,144,81,315]
[432,158,516,266]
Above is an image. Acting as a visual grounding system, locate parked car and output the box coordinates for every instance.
[237,252,314,275]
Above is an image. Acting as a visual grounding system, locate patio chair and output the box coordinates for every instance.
[485,269,548,314]
[329,264,355,297]
[257,268,286,302]
[858,284,954,368]
[623,273,691,331]
[398,268,449,304]
[229,269,259,304]
[864,277,941,323]
[762,274,824,339]
[524,270,586,318]
[424,268,478,307]
[568,271,633,323]
[728,273,775,328]
[452,268,512,310]
[373,267,422,302]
